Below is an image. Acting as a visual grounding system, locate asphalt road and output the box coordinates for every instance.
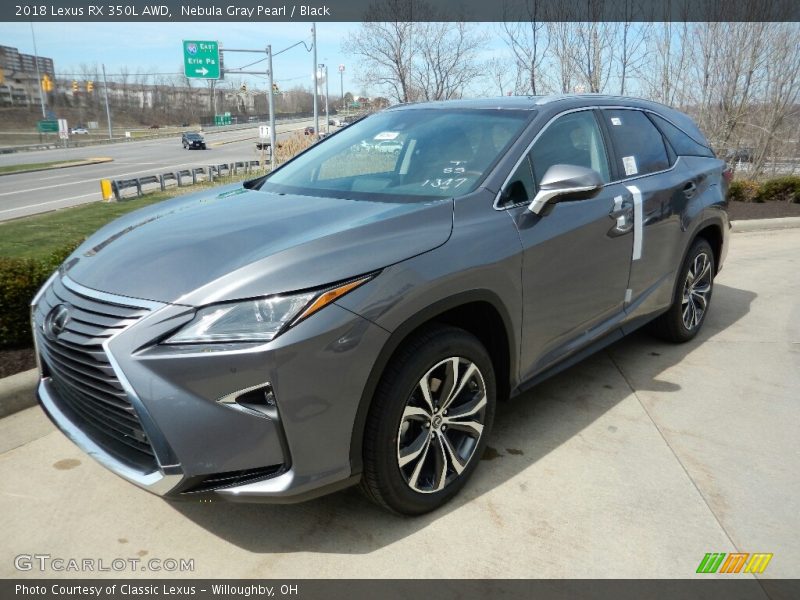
[0,228,797,580]
[0,120,316,221]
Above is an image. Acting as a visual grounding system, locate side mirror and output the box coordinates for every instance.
[528,164,604,214]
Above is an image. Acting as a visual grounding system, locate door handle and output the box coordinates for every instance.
[683,181,697,198]
[608,195,634,235]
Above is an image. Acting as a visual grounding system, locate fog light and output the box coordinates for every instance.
[218,384,278,419]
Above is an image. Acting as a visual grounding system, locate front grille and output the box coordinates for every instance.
[36,276,157,471]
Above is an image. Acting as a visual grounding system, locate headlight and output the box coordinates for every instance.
[164,275,373,344]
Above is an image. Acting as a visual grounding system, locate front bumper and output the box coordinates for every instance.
[32,274,389,502]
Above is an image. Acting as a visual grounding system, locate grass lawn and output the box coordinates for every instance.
[0,160,82,175]
[0,173,261,260]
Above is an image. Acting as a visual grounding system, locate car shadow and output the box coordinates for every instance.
[170,283,755,554]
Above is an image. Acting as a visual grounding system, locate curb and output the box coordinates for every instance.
[731,216,800,233]
[0,368,38,418]
[0,157,113,177]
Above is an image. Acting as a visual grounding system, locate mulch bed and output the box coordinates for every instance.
[0,347,36,378]
[728,200,800,220]
[0,200,797,380]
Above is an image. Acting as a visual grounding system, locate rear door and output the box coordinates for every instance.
[597,108,691,316]
[501,109,634,381]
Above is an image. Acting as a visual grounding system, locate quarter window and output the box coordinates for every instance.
[529,111,610,186]
[501,156,536,205]
[648,113,715,158]
[602,109,670,177]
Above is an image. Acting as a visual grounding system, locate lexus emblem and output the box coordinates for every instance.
[45,304,70,340]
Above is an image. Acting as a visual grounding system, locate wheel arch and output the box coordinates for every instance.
[348,290,517,474]
[693,221,724,275]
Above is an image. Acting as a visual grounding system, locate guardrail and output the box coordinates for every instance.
[108,160,265,201]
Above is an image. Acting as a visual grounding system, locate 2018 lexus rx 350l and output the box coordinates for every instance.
[33,95,729,514]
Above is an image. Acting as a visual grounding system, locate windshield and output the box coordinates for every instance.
[186,133,202,140]
[258,108,533,201]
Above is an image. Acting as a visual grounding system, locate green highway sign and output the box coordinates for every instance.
[183,40,220,79]
[37,119,59,133]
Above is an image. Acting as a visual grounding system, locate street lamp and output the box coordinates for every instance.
[338,64,345,112]
[317,63,329,134]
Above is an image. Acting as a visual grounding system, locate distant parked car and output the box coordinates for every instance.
[182,132,206,150]
[149,124,160,129]
[304,126,315,136]
[725,147,754,163]
[375,140,403,154]
[70,127,89,135]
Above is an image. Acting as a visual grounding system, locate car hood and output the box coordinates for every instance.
[64,184,454,305]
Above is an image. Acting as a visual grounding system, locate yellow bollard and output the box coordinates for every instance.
[100,179,113,202]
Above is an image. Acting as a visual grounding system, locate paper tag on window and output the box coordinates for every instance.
[622,155,638,176]
[610,117,622,126]
[374,131,399,140]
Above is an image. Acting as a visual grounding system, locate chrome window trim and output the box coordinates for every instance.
[493,105,689,211]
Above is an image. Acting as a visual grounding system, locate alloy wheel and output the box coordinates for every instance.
[682,251,712,330]
[396,357,487,494]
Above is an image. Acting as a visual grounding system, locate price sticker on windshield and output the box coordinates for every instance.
[374,131,399,140]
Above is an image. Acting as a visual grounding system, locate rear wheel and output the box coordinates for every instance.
[650,238,715,343]
[361,325,495,515]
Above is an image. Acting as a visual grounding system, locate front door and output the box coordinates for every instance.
[500,109,634,381]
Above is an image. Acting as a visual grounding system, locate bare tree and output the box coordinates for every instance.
[343,0,416,103]
[411,22,487,101]
[616,1,651,95]
[344,0,486,102]
[545,22,579,93]
[500,0,549,94]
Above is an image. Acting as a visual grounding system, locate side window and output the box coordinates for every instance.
[529,111,610,186]
[602,109,669,177]
[501,156,536,205]
[648,113,715,159]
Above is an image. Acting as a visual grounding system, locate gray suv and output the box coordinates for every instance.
[32,95,729,514]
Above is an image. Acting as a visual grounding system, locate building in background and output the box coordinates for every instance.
[0,44,55,107]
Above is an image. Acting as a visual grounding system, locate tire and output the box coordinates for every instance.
[360,324,496,515]
[649,238,715,343]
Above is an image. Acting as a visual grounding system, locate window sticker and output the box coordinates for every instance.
[610,117,622,126]
[622,155,638,176]
[374,131,399,140]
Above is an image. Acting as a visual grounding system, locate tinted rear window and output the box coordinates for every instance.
[601,109,670,178]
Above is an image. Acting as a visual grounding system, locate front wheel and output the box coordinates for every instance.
[650,238,715,343]
[361,325,496,515]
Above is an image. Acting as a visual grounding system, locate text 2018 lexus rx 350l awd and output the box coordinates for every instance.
[32,96,729,514]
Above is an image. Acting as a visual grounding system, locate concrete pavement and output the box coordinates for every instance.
[0,228,797,579]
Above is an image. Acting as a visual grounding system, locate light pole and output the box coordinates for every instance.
[311,23,319,137]
[102,64,112,139]
[317,64,329,134]
[338,64,345,112]
[30,23,46,118]
[324,64,329,133]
